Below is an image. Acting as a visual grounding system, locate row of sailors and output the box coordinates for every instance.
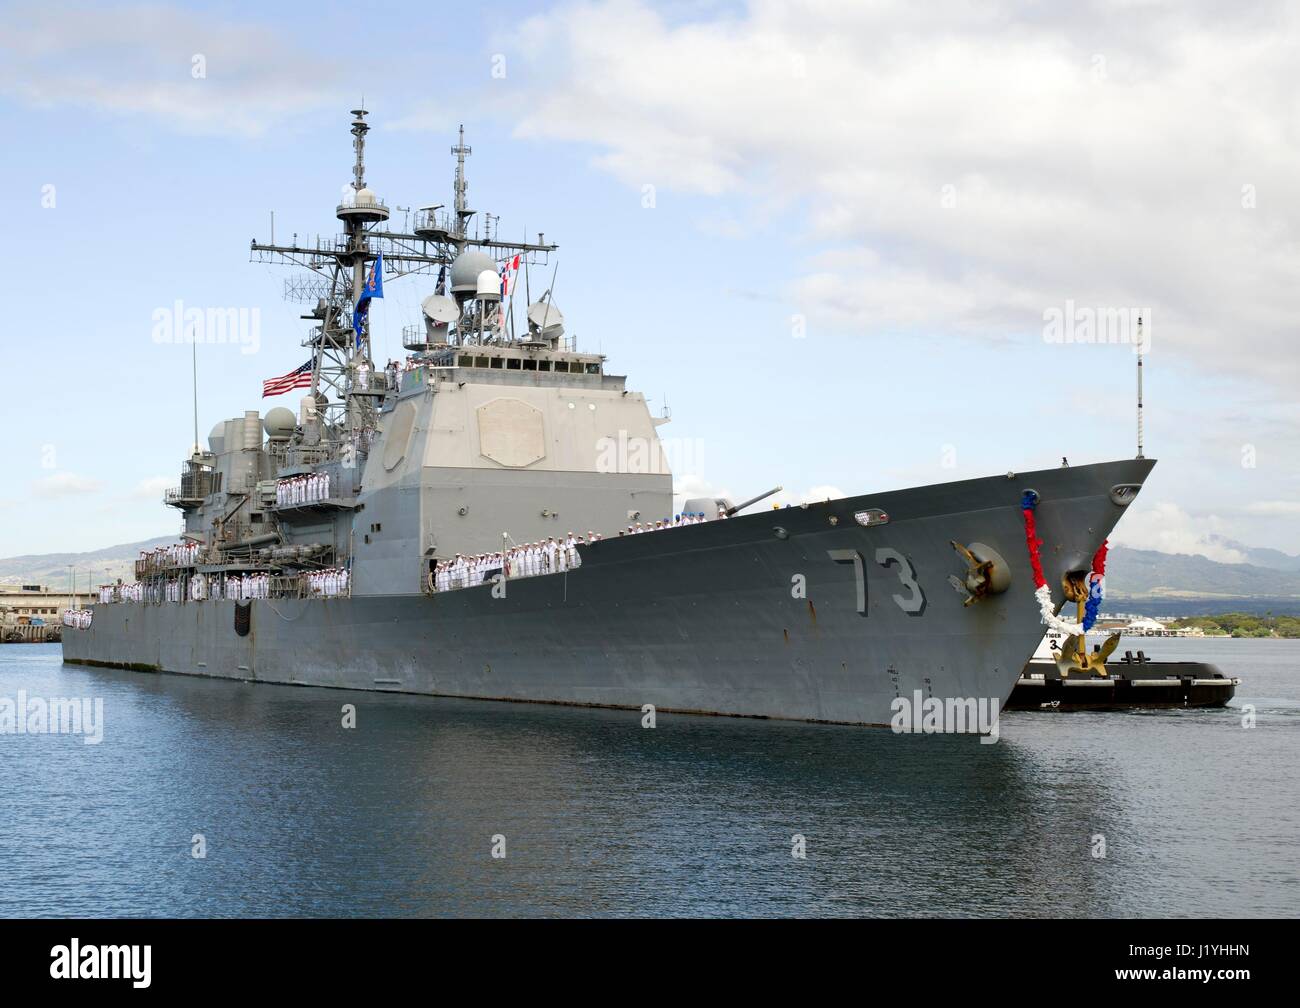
[427,512,721,592]
[138,541,201,570]
[384,357,427,383]
[99,573,273,603]
[196,573,272,601]
[99,583,142,603]
[62,609,93,628]
[305,568,350,597]
[621,512,719,535]
[159,574,273,601]
[277,472,331,507]
[432,535,587,591]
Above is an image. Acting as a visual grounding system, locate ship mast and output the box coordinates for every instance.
[452,124,472,251]
[249,110,559,445]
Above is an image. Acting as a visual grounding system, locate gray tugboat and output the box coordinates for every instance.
[62,110,1156,728]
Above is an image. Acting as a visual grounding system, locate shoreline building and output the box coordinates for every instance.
[0,584,86,642]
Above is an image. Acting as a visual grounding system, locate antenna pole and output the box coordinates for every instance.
[539,261,559,336]
[1136,315,1145,459]
[451,125,472,246]
[191,336,199,455]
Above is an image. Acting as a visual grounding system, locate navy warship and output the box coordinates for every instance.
[62,110,1155,727]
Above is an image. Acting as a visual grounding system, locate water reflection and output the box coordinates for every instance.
[0,643,1293,917]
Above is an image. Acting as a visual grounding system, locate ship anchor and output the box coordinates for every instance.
[948,541,1010,606]
[1055,631,1122,678]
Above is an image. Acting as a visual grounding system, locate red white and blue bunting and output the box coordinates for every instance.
[1021,490,1108,635]
[1083,541,1108,630]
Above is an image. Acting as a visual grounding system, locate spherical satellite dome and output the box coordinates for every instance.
[208,421,227,454]
[355,187,377,205]
[450,250,497,294]
[263,406,296,440]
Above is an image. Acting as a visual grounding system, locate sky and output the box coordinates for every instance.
[0,0,1297,561]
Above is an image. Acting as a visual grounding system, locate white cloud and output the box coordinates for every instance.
[0,3,343,136]
[507,0,1300,387]
[131,476,173,500]
[1109,501,1248,563]
[32,472,103,498]
[1243,500,1300,516]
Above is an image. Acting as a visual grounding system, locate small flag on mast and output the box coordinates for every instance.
[352,251,385,345]
[262,360,313,398]
[499,254,521,297]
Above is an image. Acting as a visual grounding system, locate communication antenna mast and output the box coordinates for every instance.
[452,124,472,241]
[1136,315,1145,459]
[191,338,200,455]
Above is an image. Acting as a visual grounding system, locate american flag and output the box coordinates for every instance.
[262,360,313,398]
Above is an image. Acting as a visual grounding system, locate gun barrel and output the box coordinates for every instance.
[725,486,783,517]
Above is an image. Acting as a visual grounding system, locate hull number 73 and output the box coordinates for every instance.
[826,548,927,616]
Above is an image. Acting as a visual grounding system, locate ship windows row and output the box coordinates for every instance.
[456,354,600,375]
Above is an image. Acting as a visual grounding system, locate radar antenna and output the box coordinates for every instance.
[350,107,369,191]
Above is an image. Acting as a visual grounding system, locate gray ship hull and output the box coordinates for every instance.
[64,458,1153,727]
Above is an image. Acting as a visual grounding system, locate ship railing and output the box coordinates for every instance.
[346,371,392,394]
[134,556,207,578]
[337,192,388,210]
[283,446,333,468]
[272,575,307,599]
[402,324,431,350]
[164,470,220,506]
[413,208,454,235]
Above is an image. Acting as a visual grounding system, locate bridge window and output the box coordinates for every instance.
[475,356,490,368]
[507,358,521,370]
[523,359,537,371]
[553,360,569,373]
[538,360,552,371]
[585,362,601,375]
[458,355,473,367]
[490,357,504,368]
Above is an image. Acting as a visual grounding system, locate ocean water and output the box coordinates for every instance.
[0,639,1296,918]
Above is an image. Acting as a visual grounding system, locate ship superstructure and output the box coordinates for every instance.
[162,111,670,601]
